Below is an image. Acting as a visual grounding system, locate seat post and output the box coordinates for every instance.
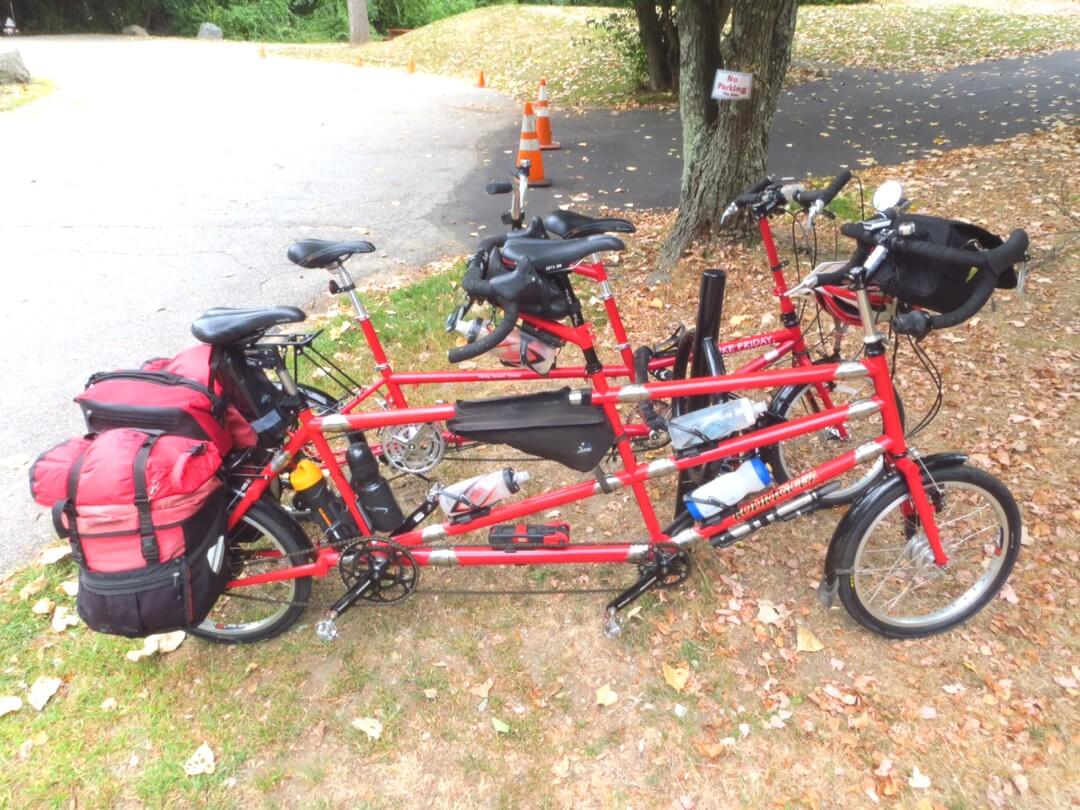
[332,262,369,323]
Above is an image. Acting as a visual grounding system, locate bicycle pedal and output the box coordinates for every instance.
[315,616,340,642]
[489,522,571,551]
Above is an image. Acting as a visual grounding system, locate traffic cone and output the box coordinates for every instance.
[354,54,363,67]
[536,78,560,151]
[476,70,486,88]
[516,102,550,187]
[407,57,416,74]
[258,45,266,59]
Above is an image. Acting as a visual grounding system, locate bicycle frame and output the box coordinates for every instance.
[223,279,948,592]
[312,215,844,442]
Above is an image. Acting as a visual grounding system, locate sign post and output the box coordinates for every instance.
[711,70,753,102]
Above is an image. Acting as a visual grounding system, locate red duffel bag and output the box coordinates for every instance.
[75,344,257,456]
[29,428,229,638]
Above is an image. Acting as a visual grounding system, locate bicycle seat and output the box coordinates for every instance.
[287,239,376,269]
[191,306,307,346]
[543,210,635,239]
[500,235,625,273]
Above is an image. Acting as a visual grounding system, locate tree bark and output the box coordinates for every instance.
[633,0,672,91]
[347,0,370,45]
[660,0,798,271]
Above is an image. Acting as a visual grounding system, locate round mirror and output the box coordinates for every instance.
[872,180,903,213]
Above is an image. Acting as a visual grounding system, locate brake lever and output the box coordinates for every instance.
[719,201,739,228]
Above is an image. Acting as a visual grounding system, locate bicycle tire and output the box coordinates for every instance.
[191,500,314,644]
[832,464,1020,638]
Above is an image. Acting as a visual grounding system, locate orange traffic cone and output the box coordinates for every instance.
[258,45,266,59]
[476,70,486,88]
[516,102,550,187]
[407,57,416,74]
[354,54,363,67]
[536,78,560,151]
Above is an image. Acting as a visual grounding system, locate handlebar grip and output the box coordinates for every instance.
[733,176,774,207]
[814,267,850,287]
[891,268,996,338]
[486,181,513,195]
[891,310,932,339]
[448,303,519,363]
[840,222,875,244]
[793,169,852,207]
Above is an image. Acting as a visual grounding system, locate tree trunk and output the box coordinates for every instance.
[347,0,370,45]
[660,0,798,271]
[633,0,672,91]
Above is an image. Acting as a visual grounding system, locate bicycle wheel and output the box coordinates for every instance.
[762,377,904,506]
[832,464,1020,639]
[191,500,314,644]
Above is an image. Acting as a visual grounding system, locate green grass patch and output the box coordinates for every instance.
[0,79,54,113]
[795,1,1080,71]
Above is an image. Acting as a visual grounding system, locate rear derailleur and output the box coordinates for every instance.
[602,543,691,638]
[315,539,419,641]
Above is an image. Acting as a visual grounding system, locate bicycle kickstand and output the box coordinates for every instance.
[602,545,691,638]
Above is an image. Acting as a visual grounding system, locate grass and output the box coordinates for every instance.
[3,125,1079,805]
[0,79,54,113]
[276,0,1080,108]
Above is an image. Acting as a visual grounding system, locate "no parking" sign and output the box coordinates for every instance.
[711,70,753,101]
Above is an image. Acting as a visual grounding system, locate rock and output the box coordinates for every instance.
[197,22,223,40]
[0,50,31,85]
[122,25,149,37]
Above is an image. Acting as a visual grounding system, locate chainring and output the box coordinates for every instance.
[641,543,692,589]
[379,422,446,474]
[338,539,419,604]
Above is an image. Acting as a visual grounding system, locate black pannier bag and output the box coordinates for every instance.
[873,214,1020,313]
[448,388,615,472]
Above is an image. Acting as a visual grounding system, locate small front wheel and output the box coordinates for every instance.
[191,500,314,644]
[833,464,1020,638]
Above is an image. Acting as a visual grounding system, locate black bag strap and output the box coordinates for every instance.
[57,446,90,566]
[132,431,164,564]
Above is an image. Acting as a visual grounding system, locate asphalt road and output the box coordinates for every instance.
[449,49,1079,230]
[0,36,516,573]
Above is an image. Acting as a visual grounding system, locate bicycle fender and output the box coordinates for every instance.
[818,452,968,607]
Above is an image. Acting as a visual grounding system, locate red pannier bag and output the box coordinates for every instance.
[75,344,257,455]
[29,428,230,638]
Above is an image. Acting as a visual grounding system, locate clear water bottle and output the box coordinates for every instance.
[454,317,492,343]
[667,398,767,451]
[438,468,531,517]
[685,458,771,521]
[496,326,561,374]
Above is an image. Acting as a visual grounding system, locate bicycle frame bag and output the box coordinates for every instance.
[873,214,1019,313]
[448,388,615,472]
[76,344,257,455]
[29,429,228,638]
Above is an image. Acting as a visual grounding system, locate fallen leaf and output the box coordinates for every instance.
[100,697,117,711]
[351,717,383,740]
[491,717,510,734]
[1052,673,1078,690]
[469,677,493,700]
[31,598,55,615]
[126,631,187,662]
[694,739,727,759]
[595,683,618,707]
[0,695,23,717]
[756,601,782,625]
[918,705,937,720]
[796,626,824,653]
[422,688,438,700]
[183,742,216,776]
[40,546,72,565]
[18,576,47,601]
[28,676,62,711]
[1011,774,1029,795]
[663,662,691,692]
[552,756,571,778]
[51,605,78,633]
[60,579,78,597]
[909,765,932,790]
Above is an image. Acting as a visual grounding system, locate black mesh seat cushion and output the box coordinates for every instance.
[191,307,306,346]
[500,235,625,273]
[543,211,635,239]
[448,388,614,472]
[287,239,375,269]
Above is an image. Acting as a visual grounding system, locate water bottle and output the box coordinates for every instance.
[454,317,492,343]
[496,325,561,374]
[345,441,405,532]
[438,468,531,517]
[685,458,771,521]
[667,398,767,451]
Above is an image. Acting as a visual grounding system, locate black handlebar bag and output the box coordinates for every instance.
[874,214,1019,312]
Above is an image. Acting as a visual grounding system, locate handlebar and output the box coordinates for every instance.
[792,170,852,208]
[448,301,519,363]
[487,181,513,195]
